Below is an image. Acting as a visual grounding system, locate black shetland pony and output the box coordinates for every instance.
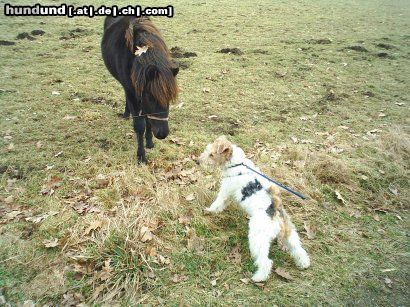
[101,17,179,163]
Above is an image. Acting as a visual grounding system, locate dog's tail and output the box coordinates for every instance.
[268,186,294,239]
[268,185,282,215]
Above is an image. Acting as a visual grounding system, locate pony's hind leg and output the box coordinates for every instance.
[145,119,154,149]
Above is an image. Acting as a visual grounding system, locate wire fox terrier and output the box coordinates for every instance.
[198,136,310,282]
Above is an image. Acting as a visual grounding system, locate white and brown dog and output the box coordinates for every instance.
[198,136,310,282]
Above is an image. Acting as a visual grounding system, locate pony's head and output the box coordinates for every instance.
[127,18,179,140]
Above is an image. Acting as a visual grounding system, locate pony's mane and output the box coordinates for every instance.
[126,18,178,106]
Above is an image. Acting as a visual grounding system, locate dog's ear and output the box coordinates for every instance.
[216,140,232,154]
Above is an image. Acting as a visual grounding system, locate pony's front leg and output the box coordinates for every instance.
[123,102,130,119]
[145,119,154,149]
[133,117,147,163]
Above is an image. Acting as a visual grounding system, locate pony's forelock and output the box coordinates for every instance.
[128,18,178,107]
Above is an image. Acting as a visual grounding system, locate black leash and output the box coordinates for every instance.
[227,163,307,200]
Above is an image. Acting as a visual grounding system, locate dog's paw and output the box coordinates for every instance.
[251,260,272,282]
[251,270,270,283]
[295,250,310,269]
[205,207,220,213]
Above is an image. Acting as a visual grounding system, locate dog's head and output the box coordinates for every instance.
[197,136,233,168]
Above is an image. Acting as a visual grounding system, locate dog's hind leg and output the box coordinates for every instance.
[280,210,310,269]
[248,212,280,282]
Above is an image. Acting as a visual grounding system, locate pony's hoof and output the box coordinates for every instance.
[137,156,148,164]
[146,140,154,149]
[118,112,130,119]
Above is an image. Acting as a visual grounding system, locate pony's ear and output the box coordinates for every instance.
[145,65,159,81]
[171,66,179,76]
[170,60,179,76]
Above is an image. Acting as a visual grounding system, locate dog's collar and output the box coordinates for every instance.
[226,162,246,169]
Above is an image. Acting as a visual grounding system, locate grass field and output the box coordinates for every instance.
[1,0,409,305]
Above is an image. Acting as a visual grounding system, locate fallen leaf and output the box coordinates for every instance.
[4,195,14,204]
[36,141,43,149]
[20,300,35,307]
[275,267,293,281]
[145,245,157,257]
[381,269,396,273]
[303,222,316,239]
[172,274,188,283]
[178,215,192,225]
[95,174,110,188]
[185,193,195,201]
[388,186,398,196]
[5,210,22,220]
[7,143,15,151]
[43,238,59,248]
[157,254,170,265]
[291,136,299,144]
[98,259,112,281]
[140,226,153,242]
[25,211,58,224]
[373,215,381,222]
[83,220,102,235]
[61,292,85,306]
[41,175,62,195]
[135,45,149,56]
[63,115,77,120]
[384,277,392,288]
[175,102,184,109]
[227,244,242,265]
[186,228,205,252]
[240,278,250,284]
[91,284,104,301]
[335,190,347,205]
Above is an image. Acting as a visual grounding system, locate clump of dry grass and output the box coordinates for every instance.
[381,126,410,163]
[309,154,352,185]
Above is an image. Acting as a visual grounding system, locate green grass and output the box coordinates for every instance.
[1,0,409,305]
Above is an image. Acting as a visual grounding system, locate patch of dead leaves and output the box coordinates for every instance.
[172,274,188,283]
[303,222,316,239]
[43,238,59,248]
[275,267,293,281]
[25,211,58,224]
[140,226,154,242]
[227,244,242,265]
[40,175,62,195]
[83,220,102,236]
